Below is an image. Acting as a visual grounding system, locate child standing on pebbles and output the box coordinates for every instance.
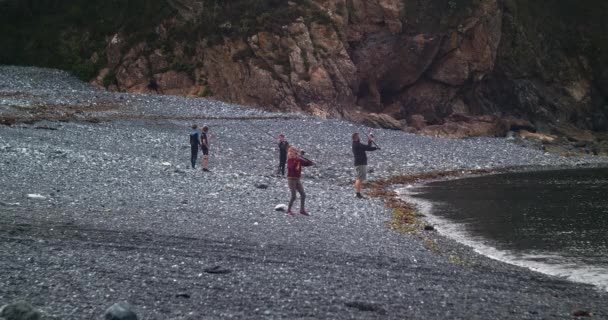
[200,126,210,172]
[286,146,313,216]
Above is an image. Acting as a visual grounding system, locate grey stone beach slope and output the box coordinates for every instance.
[1,66,607,319]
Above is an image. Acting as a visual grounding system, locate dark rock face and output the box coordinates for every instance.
[2,0,607,144]
[358,113,404,130]
[353,33,441,111]
[398,80,457,125]
[420,114,508,139]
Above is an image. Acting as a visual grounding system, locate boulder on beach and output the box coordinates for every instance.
[104,302,138,320]
[274,204,287,212]
[0,301,41,320]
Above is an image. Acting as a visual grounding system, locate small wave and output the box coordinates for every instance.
[398,186,608,292]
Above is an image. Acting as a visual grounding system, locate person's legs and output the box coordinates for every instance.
[355,165,367,198]
[191,146,198,169]
[287,180,297,214]
[279,161,286,176]
[202,149,209,171]
[296,180,306,213]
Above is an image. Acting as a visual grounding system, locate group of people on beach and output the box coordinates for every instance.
[188,125,379,216]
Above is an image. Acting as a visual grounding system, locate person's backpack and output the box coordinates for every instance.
[190,131,199,146]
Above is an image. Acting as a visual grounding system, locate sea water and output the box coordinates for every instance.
[401,167,608,290]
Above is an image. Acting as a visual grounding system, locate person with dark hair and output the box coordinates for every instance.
[200,126,210,172]
[277,134,289,176]
[352,132,378,199]
[286,146,313,216]
[189,125,200,169]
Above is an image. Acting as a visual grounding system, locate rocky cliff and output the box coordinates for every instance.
[1,0,607,153]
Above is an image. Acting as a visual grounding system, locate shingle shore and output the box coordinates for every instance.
[1,66,607,319]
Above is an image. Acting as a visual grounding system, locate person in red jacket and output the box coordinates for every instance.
[286,146,313,216]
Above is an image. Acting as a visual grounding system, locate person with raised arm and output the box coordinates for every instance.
[352,132,379,199]
[286,146,313,216]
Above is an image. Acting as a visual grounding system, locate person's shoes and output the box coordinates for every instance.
[286,210,294,216]
[299,210,309,216]
[203,168,210,172]
[356,193,365,199]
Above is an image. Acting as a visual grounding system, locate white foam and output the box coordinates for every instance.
[398,186,608,292]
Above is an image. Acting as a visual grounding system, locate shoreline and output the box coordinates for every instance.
[364,162,608,231]
[2,66,608,319]
[381,166,608,292]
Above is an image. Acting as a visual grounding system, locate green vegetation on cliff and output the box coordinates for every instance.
[1,0,606,96]
[0,0,331,80]
[401,0,488,33]
[167,0,331,45]
[501,0,608,85]
[0,0,174,80]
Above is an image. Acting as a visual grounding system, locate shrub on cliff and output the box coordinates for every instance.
[0,0,174,79]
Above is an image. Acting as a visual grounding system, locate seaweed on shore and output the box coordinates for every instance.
[364,169,512,262]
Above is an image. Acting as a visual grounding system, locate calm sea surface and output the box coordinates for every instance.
[402,167,608,290]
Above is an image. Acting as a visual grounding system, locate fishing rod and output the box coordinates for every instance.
[296,150,313,164]
[251,122,277,141]
[360,127,381,149]
[244,119,316,164]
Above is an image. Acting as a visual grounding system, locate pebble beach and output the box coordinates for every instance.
[1,66,608,319]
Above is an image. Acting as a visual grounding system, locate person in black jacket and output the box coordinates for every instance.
[189,125,200,169]
[277,134,289,176]
[352,132,378,199]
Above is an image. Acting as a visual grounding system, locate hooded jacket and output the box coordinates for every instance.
[287,157,313,179]
[352,140,377,166]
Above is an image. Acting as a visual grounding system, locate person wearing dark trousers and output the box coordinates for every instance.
[200,126,210,172]
[286,146,313,216]
[277,134,289,176]
[189,125,200,169]
[352,132,378,199]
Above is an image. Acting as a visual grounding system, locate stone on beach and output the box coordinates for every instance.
[26,194,46,200]
[104,302,138,320]
[0,301,41,320]
[203,266,231,274]
[274,204,287,211]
